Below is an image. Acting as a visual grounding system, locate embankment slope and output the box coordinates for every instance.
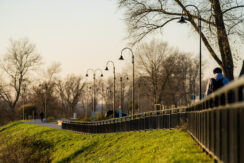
[0,121,212,163]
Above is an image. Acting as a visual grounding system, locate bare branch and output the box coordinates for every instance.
[222,5,244,14]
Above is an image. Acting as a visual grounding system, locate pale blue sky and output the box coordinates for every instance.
[0,0,243,79]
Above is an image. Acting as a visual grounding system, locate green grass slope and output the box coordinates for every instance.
[0,121,212,163]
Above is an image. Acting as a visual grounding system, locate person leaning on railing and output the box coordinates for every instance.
[205,67,230,96]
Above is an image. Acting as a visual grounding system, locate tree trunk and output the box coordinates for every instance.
[176,0,233,80]
[156,75,169,104]
[212,0,234,80]
[239,60,244,77]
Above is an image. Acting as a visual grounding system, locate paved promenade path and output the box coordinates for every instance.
[25,120,61,130]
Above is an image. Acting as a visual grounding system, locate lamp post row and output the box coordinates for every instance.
[85,47,135,120]
[85,4,202,120]
[86,68,103,120]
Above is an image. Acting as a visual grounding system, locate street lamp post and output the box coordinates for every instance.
[38,83,48,121]
[106,87,112,113]
[44,83,48,119]
[22,84,26,120]
[85,83,92,119]
[138,82,140,114]
[105,61,116,118]
[86,68,103,120]
[178,5,202,99]
[119,48,135,117]
[95,86,105,116]
[137,78,147,113]
[120,74,129,114]
[101,82,104,116]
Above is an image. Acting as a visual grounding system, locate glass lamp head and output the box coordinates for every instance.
[119,55,124,60]
[178,16,187,24]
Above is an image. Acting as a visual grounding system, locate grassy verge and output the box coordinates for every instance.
[0,121,212,163]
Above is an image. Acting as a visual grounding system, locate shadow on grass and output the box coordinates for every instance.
[57,141,99,163]
[0,121,23,132]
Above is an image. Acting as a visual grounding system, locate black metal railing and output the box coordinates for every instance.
[62,110,187,133]
[62,77,244,163]
[186,77,244,163]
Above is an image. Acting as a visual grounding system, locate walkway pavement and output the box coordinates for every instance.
[25,120,62,130]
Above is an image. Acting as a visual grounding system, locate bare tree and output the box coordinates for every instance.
[0,39,42,112]
[156,51,179,105]
[132,40,199,109]
[82,82,93,118]
[43,62,61,83]
[27,63,62,118]
[95,79,106,114]
[31,81,59,118]
[136,40,169,104]
[157,51,199,106]
[104,78,114,111]
[118,0,244,80]
[57,75,86,116]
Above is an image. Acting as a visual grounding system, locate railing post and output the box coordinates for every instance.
[229,108,238,163]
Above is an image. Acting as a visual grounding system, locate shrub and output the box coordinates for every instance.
[47,116,55,122]
[0,135,52,163]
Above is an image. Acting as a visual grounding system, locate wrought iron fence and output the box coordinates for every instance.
[62,109,187,133]
[62,77,244,163]
[186,77,244,163]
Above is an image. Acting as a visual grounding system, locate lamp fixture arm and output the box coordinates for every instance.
[106,61,115,69]
[121,47,134,64]
[182,4,200,18]
[95,68,103,77]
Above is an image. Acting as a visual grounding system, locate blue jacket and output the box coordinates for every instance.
[205,73,229,96]
[215,73,229,85]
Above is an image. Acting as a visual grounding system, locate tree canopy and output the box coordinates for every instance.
[118,0,244,80]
